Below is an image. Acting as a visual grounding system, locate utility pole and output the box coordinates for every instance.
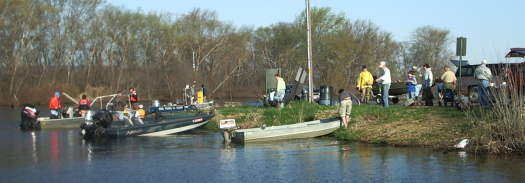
[192,50,196,82]
[305,0,314,103]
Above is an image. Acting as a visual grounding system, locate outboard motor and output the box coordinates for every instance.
[80,109,113,138]
[20,105,40,131]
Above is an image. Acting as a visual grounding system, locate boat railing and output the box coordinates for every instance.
[89,94,120,110]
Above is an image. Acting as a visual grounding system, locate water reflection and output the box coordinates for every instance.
[31,131,38,164]
[1,112,525,182]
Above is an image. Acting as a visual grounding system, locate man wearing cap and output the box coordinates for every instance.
[474,59,492,107]
[375,61,391,107]
[48,92,62,119]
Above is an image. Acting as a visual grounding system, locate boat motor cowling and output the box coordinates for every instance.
[80,109,113,138]
[92,109,113,128]
[20,104,40,131]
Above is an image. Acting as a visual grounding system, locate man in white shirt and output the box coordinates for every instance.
[474,59,492,107]
[422,64,434,106]
[375,61,391,107]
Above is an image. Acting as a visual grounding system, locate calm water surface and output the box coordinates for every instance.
[1,107,524,183]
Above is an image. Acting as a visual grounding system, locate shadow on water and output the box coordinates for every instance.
[1,106,525,182]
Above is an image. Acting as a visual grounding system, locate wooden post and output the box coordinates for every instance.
[61,92,79,104]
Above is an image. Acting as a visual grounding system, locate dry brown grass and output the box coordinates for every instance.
[335,105,470,148]
[352,115,464,147]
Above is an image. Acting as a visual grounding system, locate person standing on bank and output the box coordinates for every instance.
[48,92,62,119]
[422,64,434,106]
[474,59,493,108]
[441,66,457,89]
[376,61,391,107]
[274,74,286,103]
[338,89,353,128]
[356,65,374,103]
[405,71,417,101]
[410,66,423,105]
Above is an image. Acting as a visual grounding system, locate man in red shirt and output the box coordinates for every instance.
[49,92,62,119]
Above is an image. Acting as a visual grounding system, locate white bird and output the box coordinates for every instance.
[454,139,469,149]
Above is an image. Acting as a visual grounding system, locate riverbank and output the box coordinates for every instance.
[332,105,471,149]
[208,102,474,150]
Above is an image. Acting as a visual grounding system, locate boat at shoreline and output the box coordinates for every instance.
[228,118,340,143]
[80,111,214,138]
[148,101,214,113]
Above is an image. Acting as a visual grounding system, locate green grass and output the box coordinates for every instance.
[351,105,466,124]
[333,128,362,141]
[206,101,337,129]
[261,101,335,126]
[336,105,472,147]
[209,102,474,149]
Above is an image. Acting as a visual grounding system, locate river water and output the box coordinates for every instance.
[1,107,525,183]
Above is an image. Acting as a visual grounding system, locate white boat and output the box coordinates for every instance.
[230,118,340,143]
[38,117,85,128]
[39,93,119,128]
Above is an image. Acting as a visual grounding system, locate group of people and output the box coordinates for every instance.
[184,81,208,105]
[403,64,456,107]
[339,59,494,128]
[355,61,394,107]
[402,60,492,108]
[48,92,92,119]
[356,60,493,107]
[48,87,148,120]
[48,81,212,121]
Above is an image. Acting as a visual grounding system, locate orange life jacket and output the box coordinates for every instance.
[79,99,90,110]
[129,92,138,102]
[137,109,145,119]
[48,96,61,110]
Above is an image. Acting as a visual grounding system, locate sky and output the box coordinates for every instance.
[107,0,524,64]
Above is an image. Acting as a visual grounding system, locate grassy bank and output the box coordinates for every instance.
[204,101,336,130]
[208,102,474,149]
[333,105,472,148]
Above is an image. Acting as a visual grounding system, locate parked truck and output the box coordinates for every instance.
[456,48,525,102]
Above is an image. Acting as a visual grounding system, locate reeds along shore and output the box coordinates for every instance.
[465,76,525,154]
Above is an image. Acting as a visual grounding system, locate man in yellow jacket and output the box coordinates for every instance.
[356,65,374,103]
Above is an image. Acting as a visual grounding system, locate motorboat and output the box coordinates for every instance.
[80,110,214,138]
[227,118,340,143]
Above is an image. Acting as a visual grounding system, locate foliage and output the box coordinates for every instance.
[0,1,452,106]
[333,128,362,141]
[400,26,454,76]
[465,77,525,154]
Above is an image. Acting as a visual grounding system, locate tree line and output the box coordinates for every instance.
[0,0,454,105]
